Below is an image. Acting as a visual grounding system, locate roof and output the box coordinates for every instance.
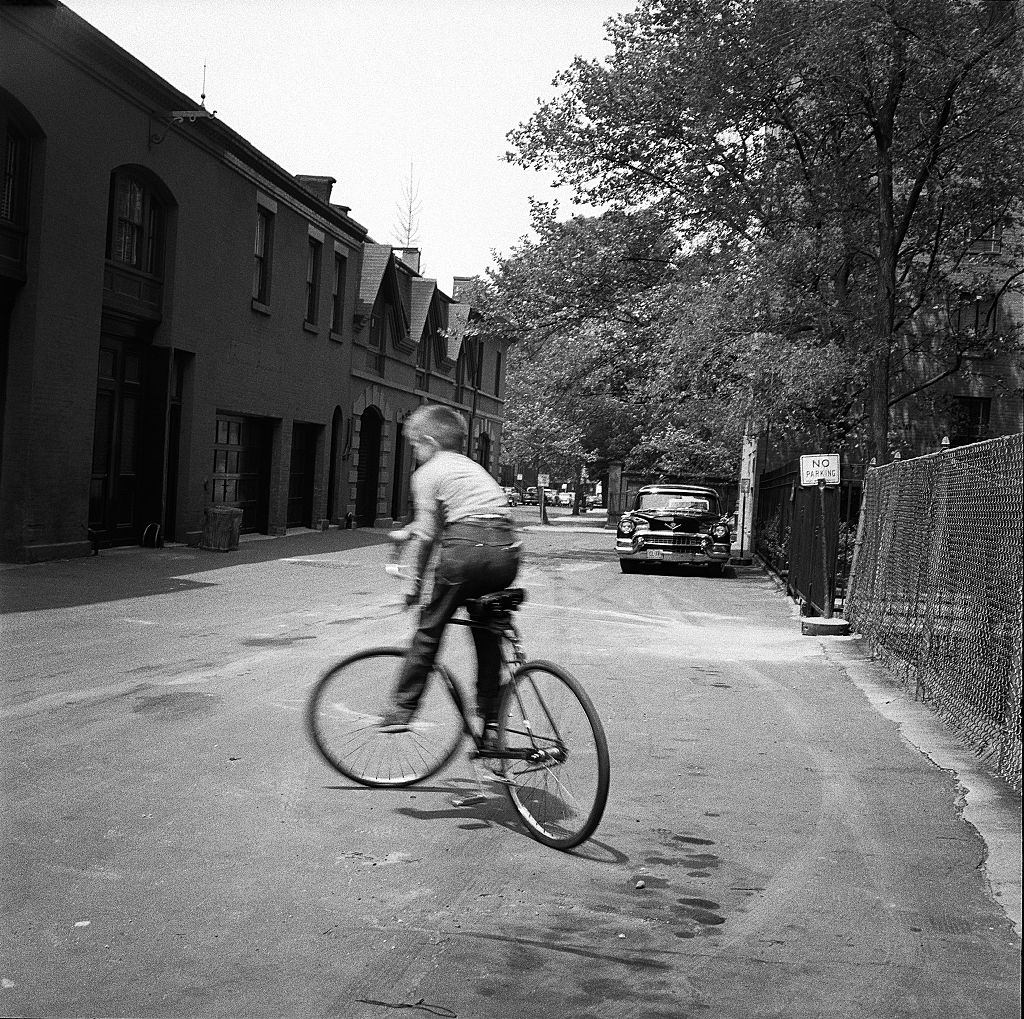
[357,244,392,309]
[637,485,719,495]
[445,304,471,361]
[409,278,437,344]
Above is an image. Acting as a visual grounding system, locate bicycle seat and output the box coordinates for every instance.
[466,588,526,614]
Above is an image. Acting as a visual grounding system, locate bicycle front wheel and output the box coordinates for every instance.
[498,661,610,850]
[306,647,466,787]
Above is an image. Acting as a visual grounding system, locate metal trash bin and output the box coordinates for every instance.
[201,505,243,552]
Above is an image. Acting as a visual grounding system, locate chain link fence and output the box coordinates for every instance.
[846,434,1023,791]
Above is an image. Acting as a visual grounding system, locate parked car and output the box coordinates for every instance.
[616,484,732,575]
[556,490,574,507]
[585,493,602,509]
[524,487,539,505]
[502,486,523,506]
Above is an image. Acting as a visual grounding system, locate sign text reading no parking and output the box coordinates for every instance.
[799,454,841,486]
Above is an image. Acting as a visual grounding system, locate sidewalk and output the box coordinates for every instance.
[515,507,610,532]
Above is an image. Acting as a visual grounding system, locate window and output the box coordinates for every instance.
[967,217,1003,255]
[366,301,394,374]
[107,171,164,275]
[949,396,991,446]
[493,348,502,396]
[416,328,432,391]
[253,206,274,305]
[455,346,468,401]
[953,293,1002,355]
[305,237,322,325]
[474,340,484,388]
[1,124,27,224]
[331,252,347,334]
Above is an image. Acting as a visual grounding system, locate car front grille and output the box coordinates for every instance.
[642,533,706,550]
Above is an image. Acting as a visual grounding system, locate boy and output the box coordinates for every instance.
[382,405,520,745]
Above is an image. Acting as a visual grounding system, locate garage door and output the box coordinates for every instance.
[211,414,271,533]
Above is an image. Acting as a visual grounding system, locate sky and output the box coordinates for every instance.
[63,0,634,296]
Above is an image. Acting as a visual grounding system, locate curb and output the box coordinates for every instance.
[801,617,852,636]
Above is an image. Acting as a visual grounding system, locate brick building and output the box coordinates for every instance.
[345,250,505,527]
[0,2,506,561]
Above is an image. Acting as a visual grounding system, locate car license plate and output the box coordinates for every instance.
[646,549,664,560]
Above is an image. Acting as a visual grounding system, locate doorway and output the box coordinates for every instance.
[89,335,147,545]
[390,422,405,521]
[355,407,382,526]
[326,407,343,523]
[287,422,319,528]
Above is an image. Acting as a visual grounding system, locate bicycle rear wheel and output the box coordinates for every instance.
[497,661,610,850]
[306,647,466,787]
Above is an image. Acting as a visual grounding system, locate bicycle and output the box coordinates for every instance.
[305,559,610,851]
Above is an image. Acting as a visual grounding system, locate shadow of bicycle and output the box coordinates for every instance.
[391,777,627,861]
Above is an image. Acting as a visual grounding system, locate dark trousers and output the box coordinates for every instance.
[394,525,520,724]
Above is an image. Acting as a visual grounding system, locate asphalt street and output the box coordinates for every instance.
[1,513,1020,1018]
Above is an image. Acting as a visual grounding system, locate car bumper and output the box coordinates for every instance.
[616,536,731,564]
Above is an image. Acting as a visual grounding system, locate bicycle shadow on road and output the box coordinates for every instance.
[392,778,628,862]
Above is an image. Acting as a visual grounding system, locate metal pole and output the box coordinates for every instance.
[819,479,833,618]
[739,488,747,560]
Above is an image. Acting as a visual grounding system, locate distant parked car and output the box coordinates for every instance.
[585,493,602,509]
[524,487,539,506]
[616,484,732,575]
[502,486,523,506]
[556,490,574,507]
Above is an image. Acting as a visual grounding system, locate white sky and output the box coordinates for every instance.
[63,0,632,295]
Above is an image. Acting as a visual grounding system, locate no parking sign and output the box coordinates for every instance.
[799,454,841,486]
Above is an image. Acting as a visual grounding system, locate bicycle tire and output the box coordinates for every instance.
[497,660,610,850]
[306,647,466,787]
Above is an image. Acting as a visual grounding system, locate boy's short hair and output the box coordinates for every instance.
[406,404,467,452]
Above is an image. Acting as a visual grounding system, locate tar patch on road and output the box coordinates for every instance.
[131,690,219,720]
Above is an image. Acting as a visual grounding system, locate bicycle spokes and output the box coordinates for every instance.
[498,662,609,850]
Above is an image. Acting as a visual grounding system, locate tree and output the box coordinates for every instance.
[509,0,1024,461]
[392,161,423,249]
[468,204,707,483]
[471,196,863,482]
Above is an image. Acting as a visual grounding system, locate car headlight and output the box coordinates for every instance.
[711,522,729,540]
[619,518,636,536]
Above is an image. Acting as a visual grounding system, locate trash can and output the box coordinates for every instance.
[201,504,243,552]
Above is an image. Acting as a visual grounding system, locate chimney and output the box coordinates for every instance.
[395,247,421,273]
[295,175,336,204]
[452,275,476,300]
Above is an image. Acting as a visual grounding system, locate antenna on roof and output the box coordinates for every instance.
[148,61,216,147]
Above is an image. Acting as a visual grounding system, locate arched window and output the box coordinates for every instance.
[106,170,165,277]
[1,120,28,227]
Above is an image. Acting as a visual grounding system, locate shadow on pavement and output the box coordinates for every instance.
[0,528,391,614]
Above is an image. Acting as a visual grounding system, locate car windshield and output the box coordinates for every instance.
[636,492,718,514]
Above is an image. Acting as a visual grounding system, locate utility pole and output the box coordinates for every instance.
[735,418,764,565]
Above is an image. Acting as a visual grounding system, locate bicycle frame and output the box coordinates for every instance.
[447,612,569,767]
[387,550,571,768]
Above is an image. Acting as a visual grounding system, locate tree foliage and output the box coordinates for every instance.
[499,0,1024,464]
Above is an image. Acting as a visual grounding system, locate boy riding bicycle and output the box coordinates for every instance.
[381,405,520,747]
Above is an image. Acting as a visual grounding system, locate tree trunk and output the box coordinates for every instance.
[872,92,899,464]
